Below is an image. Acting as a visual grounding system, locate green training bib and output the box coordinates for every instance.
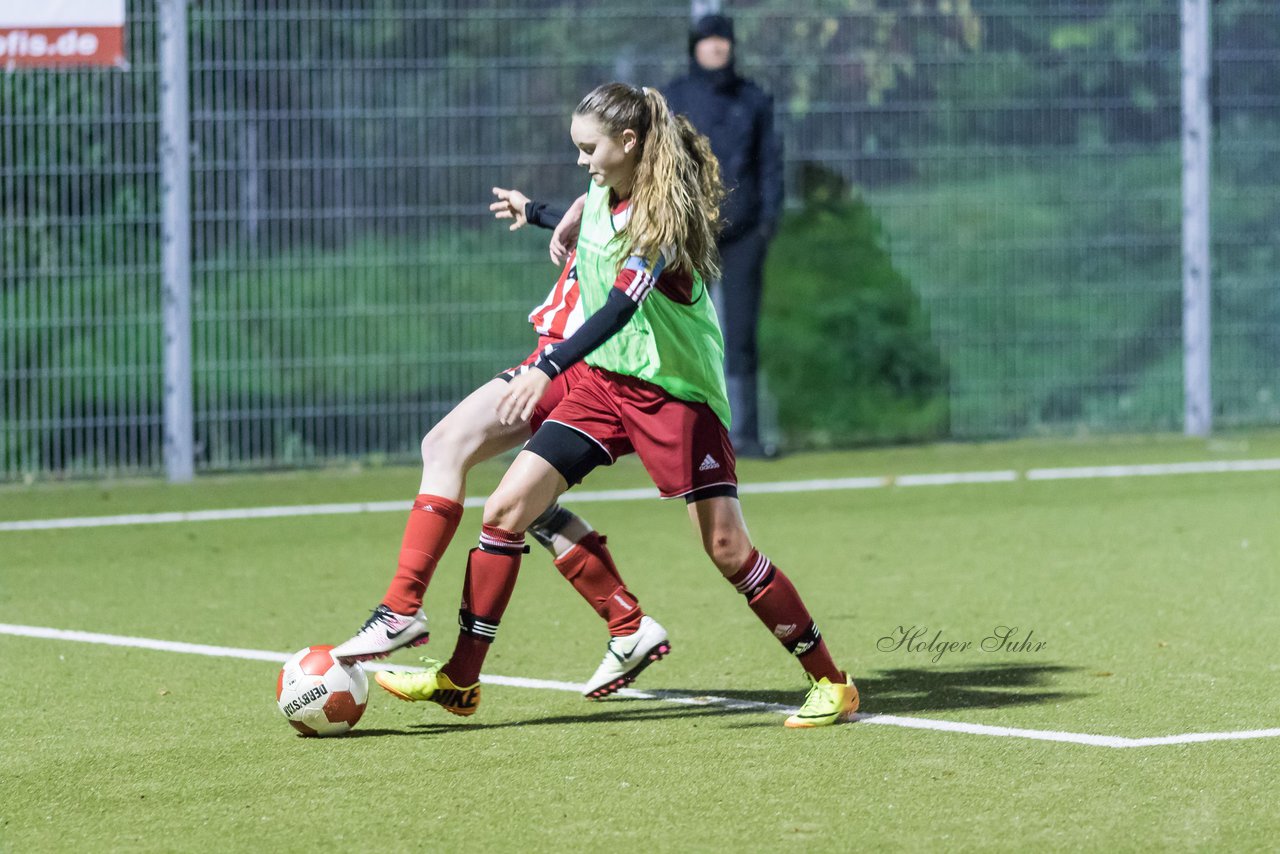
[573,181,731,428]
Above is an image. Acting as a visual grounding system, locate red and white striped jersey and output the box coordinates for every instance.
[527,198,692,338]
[527,250,584,339]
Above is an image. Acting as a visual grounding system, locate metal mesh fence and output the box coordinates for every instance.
[2,0,1277,480]
[2,6,162,478]
[1212,2,1280,429]
[838,3,1190,437]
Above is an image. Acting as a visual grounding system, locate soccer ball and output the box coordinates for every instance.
[276,645,368,737]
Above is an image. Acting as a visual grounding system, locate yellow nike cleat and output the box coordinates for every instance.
[374,658,481,717]
[784,672,859,728]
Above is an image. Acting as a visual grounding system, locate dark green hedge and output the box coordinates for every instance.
[761,181,948,447]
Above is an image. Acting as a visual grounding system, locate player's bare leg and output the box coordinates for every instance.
[340,382,664,685]
[417,378,536,500]
[333,380,530,662]
[375,452,566,707]
[689,496,858,727]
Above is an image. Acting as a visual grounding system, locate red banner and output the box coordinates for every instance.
[0,26,125,68]
[1,0,126,69]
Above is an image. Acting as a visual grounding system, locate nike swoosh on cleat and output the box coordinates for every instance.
[587,641,671,699]
[384,623,419,640]
[608,644,639,663]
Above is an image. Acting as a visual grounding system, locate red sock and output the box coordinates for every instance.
[554,532,644,636]
[442,525,525,687]
[727,549,843,684]
[381,494,464,615]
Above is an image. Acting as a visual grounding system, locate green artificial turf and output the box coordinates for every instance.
[2,434,1278,851]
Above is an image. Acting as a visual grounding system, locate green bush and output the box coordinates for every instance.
[761,176,949,447]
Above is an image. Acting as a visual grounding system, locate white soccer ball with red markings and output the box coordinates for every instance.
[276,645,368,737]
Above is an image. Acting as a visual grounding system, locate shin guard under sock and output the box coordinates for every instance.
[442,525,527,686]
[554,532,643,636]
[727,549,843,684]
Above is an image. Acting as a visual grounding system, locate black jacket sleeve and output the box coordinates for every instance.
[524,200,566,230]
[533,289,638,378]
[757,94,784,233]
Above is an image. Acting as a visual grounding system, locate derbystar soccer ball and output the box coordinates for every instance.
[276,645,368,737]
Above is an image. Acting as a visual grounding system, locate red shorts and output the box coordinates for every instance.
[499,336,589,433]
[543,365,737,499]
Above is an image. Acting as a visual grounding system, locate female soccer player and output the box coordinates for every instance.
[375,83,858,728]
[331,188,670,700]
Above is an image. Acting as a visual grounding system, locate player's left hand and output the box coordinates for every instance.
[491,187,532,231]
[550,193,587,264]
[497,370,552,425]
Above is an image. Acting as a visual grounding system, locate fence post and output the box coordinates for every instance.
[1181,0,1212,437]
[159,0,194,480]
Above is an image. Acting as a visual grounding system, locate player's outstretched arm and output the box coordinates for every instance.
[492,187,569,232]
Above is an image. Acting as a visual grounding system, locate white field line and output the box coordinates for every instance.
[1024,458,1280,480]
[2,623,1277,749]
[2,457,1279,533]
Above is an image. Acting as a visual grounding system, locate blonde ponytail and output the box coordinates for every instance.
[574,83,724,281]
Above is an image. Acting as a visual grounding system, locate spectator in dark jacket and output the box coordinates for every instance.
[665,13,783,458]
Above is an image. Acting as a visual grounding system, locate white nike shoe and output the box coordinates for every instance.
[583,616,671,699]
[331,604,429,662]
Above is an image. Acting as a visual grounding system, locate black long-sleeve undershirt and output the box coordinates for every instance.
[533,288,638,379]
[521,195,645,378]
[525,200,565,230]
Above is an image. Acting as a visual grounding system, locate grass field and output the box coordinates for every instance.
[2,432,1279,851]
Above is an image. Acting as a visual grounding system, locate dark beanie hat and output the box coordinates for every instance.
[689,14,734,54]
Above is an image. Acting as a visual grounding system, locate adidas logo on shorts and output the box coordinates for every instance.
[698,454,720,472]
